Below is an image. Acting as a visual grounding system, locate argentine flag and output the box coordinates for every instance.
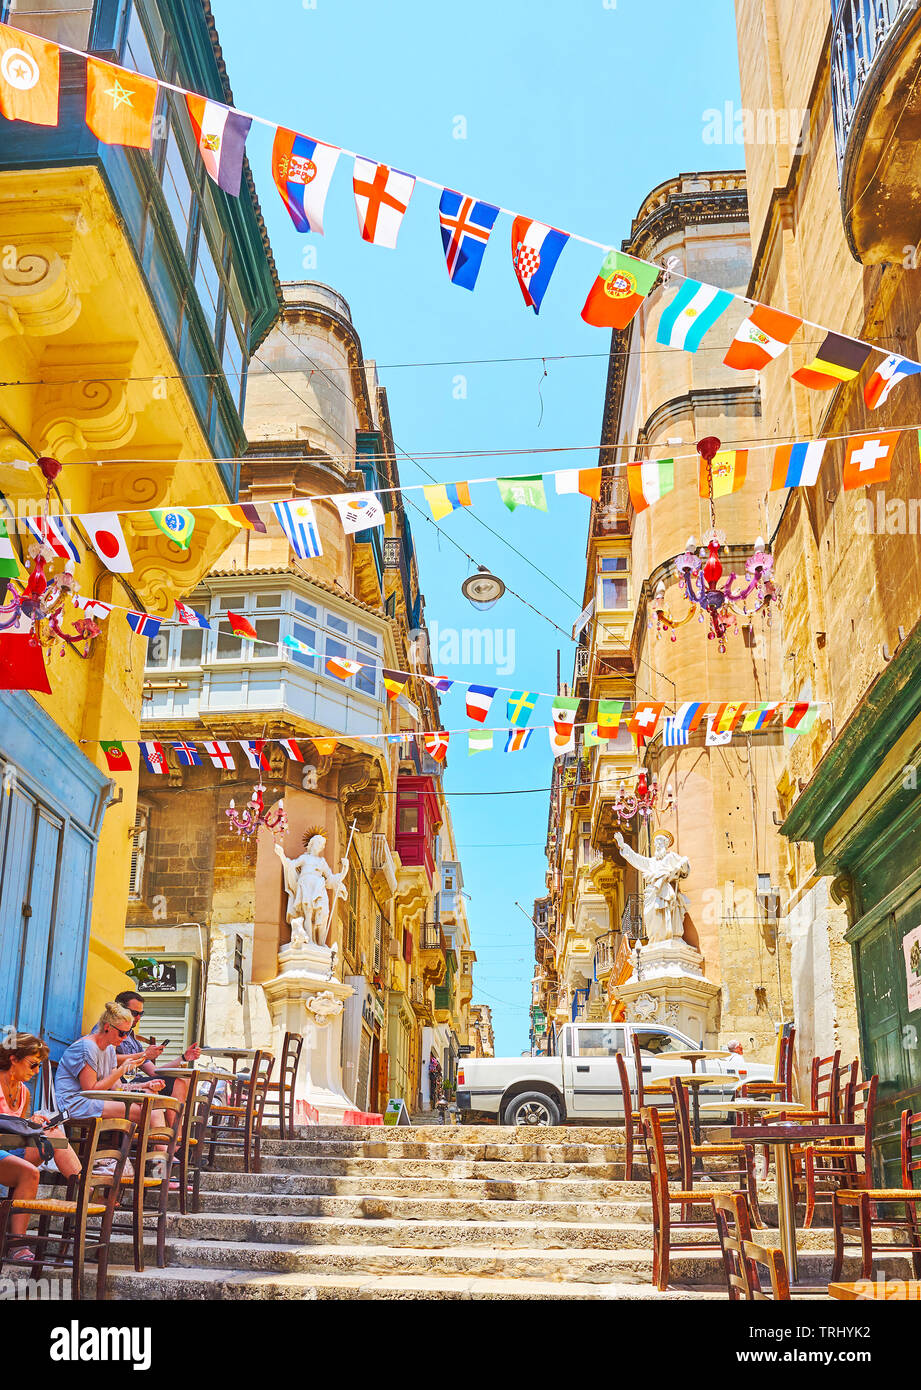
[657,279,734,353]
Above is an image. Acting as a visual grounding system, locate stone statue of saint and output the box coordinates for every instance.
[275,831,349,948]
[614,828,690,945]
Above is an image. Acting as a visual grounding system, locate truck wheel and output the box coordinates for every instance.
[503,1092,561,1127]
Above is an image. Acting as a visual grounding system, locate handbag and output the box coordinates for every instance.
[0,1115,55,1165]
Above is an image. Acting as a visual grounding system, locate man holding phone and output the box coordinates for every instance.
[107,989,201,1106]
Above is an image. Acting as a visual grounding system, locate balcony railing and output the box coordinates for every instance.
[832,0,915,174]
[593,933,617,977]
[370,834,398,896]
[571,986,590,1022]
[420,922,445,952]
[621,894,642,942]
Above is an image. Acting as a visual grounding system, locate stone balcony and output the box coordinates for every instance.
[832,0,921,262]
[419,922,448,989]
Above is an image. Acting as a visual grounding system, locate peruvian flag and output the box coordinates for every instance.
[185,95,251,196]
[80,512,132,572]
[353,158,415,248]
[278,738,305,762]
[326,655,365,681]
[723,304,801,371]
[423,732,450,762]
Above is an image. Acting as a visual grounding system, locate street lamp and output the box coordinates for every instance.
[461,566,506,612]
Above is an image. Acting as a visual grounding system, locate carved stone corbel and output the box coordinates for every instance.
[829,872,857,929]
[0,248,81,342]
[337,754,386,831]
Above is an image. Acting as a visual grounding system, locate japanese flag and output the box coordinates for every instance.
[79,512,133,572]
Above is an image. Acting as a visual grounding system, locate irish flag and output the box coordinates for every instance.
[581,251,660,329]
[627,459,675,512]
[555,469,602,500]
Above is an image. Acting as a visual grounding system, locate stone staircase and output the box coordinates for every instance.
[103,1124,913,1300]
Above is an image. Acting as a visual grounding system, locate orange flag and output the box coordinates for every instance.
[85,57,157,148]
[311,737,337,757]
[0,22,59,126]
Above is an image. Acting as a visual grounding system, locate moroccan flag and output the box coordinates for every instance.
[792,333,870,391]
[701,450,747,498]
[581,250,659,329]
[0,22,59,126]
[422,482,472,521]
[382,669,409,700]
[554,469,603,501]
[211,503,266,533]
[723,304,801,371]
[842,431,900,490]
[101,740,131,772]
[628,459,675,512]
[150,507,195,549]
[85,57,157,148]
[186,95,251,196]
[0,518,20,578]
[226,611,257,639]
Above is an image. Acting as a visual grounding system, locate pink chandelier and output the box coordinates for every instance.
[651,437,780,655]
[226,782,288,840]
[612,769,674,826]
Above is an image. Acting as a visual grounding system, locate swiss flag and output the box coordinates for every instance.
[627,701,665,746]
[80,512,133,572]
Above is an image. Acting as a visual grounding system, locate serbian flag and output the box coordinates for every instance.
[424,732,449,762]
[126,610,161,638]
[438,189,499,290]
[554,469,603,501]
[185,95,251,195]
[326,655,365,680]
[79,512,132,572]
[792,333,870,391]
[139,741,168,774]
[382,669,409,700]
[85,57,158,148]
[702,449,747,498]
[511,217,569,314]
[770,441,826,490]
[353,158,415,248]
[272,127,339,234]
[597,700,624,738]
[277,738,305,762]
[239,739,270,771]
[0,22,59,126]
[863,354,921,410]
[628,701,664,746]
[723,304,801,371]
[466,685,496,723]
[581,250,660,329]
[673,702,708,734]
[422,482,472,521]
[842,431,900,490]
[226,611,258,639]
[628,459,675,512]
[22,514,80,563]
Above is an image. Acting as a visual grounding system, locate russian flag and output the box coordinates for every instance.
[272,128,339,235]
[770,440,827,490]
[863,354,921,410]
[186,96,251,196]
[674,701,707,734]
[657,279,734,352]
[511,217,569,314]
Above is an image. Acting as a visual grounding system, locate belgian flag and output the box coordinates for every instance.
[792,332,870,391]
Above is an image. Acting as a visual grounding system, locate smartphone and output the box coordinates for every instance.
[41,1109,68,1129]
[159,1039,170,1048]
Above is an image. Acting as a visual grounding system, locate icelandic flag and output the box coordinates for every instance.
[419,675,454,693]
[438,189,499,290]
[674,702,707,735]
[504,728,532,752]
[172,741,202,767]
[140,741,168,774]
[272,127,339,235]
[22,513,80,563]
[770,440,827,490]
[511,216,569,314]
[185,95,251,196]
[273,499,323,559]
[863,354,921,410]
[657,279,734,352]
[126,610,161,638]
[466,685,496,723]
[174,601,210,628]
[663,717,688,747]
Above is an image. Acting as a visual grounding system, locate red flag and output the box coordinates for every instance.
[226,611,258,639]
[0,632,51,693]
[842,431,900,490]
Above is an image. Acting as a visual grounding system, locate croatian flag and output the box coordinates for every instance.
[863,354,921,410]
[353,158,415,248]
[172,741,201,767]
[185,95,252,196]
[511,216,569,314]
[466,685,496,723]
[657,279,734,353]
[438,189,499,290]
[174,601,210,628]
[272,128,339,235]
[126,610,161,638]
[273,500,323,559]
[770,440,827,490]
[204,740,235,769]
[140,741,168,774]
[22,514,80,563]
[663,717,688,747]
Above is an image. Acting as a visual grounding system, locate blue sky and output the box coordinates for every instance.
[211,0,744,1054]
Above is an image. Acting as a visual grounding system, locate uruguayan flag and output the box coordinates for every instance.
[273,499,323,558]
[663,717,688,747]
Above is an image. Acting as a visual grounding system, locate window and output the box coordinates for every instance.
[161,126,194,258]
[328,612,349,636]
[601,575,629,609]
[346,873,358,961]
[123,6,158,78]
[194,226,223,336]
[255,592,282,609]
[599,556,628,572]
[325,635,347,668]
[443,869,455,892]
[294,598,318,620]
[354,657,378,698]
[222,317,244,407]
[179,628,205,667]
[357,626,379,648]
[129,802,150,899]
[252,617,279,653]
[399,804,419,835]
[634,1029,689,1056]
[373,913,383,974]
[216,627,243,661]
[217,594,246,610]
[145,630,170,670]
[575,1028,623,1058]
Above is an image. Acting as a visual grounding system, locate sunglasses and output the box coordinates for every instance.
[128,1010,143,1019]
[112,1026,132,1038]
[25,1059,41,1072]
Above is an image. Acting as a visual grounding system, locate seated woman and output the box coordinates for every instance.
[0,1031,82,1262]
[55,1003,167,1142]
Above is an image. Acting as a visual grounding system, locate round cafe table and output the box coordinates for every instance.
[670,1073,740,1154]
[667,1050,735,1072]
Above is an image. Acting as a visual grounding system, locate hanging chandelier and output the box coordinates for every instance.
[651,437,780,655]
[611,768,674,826]
[0,456,100,660]
[226,782,288,840]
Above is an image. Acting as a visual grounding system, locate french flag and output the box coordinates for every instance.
[466,684,496,723]
[863,354,921,410]
[186,96,252,196]
[511,217,569,314]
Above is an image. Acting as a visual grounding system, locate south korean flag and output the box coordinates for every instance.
[332,492,386,535]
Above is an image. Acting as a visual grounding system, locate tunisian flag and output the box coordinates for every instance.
[0,22,59,126]
[85,57,158,148]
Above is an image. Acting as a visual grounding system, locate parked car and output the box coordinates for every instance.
[456,1021,774,1125]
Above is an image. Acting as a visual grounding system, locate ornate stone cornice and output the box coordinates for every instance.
[639,385,762,443]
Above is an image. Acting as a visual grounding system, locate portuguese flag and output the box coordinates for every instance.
[581,250,660,329]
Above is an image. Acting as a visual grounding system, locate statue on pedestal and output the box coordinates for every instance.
[614,828,690,945]
[275,830,349,948]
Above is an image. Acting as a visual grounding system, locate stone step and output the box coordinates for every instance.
[220,1155,623,1180]
[259,1138,624,1162]
[105,1265,722,1301]
[292,1125,628,1144]
[198,1170,641,1199]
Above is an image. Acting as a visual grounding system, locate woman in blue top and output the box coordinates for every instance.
[56,1002,166,1123]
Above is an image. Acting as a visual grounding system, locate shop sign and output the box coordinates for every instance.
[903,925,921,1013]
[142,961,178,993]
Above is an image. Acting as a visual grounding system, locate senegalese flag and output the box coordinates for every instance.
[507,690,537,726]
[150,507,195,549]
[627,459,675,512]
[211,503,266,533]
[581,250,660,329]
[85,57,158,148]
[422,482,472,521]
[0,518,20,578]
[701,450,747,499]
[596,699,624,738]
[468,729,493,755]
[382,668,409,700]
[792,333,870,391]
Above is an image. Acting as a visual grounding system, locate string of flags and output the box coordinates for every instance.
[8,423,921,581]
[1,20,919,393]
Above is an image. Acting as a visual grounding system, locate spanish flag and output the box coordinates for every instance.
[700,450,747,498]
[792,333,870,391]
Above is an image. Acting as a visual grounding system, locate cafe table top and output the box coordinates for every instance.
[730,1122,863,1142]
[198,1047,259,1058]
[79,1090,157,1104]
[700,1099,808,1112]
[672,1073,738,1086]
[668,1050,736,1061]
[0,1130,67,1149]
[828,1280,920,1301]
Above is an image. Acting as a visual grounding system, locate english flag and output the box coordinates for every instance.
[353,158,415,248]
[73,595,112,622]
[79,512,132,572]
[185,95,251,195]
[204,740,235,769]
[511,217,569,314]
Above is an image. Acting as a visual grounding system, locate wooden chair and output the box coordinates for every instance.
[670,1076,764,1226]
[713,1192,791,1300]
[740,1025,796,1105]
[176,1068,221,1215]
[802,1073,876,1228]
[261,1032,303,1140]
[640,1104,740,1291]
[810,1050,841,1120]
[0,1116,135,1300]
[204,1050,274,1174]
[109,1094,185,1271]
[832,1106,921,1281]
[615,1051,639,1180]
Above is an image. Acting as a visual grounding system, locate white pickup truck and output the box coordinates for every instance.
[456,1021,774,1126]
